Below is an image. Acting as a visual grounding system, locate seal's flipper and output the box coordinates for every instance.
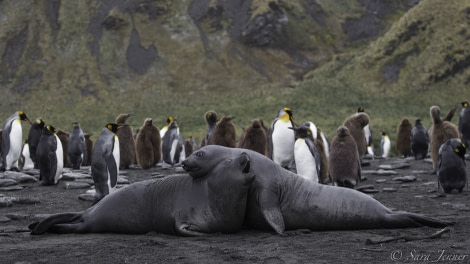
[385,212,454,229]
[29,212,83,235]
[176,223,207,237]
[258,190,285,235]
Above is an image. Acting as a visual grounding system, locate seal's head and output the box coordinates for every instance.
[182,145,234,178]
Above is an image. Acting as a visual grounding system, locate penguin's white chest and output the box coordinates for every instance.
[108,135,120,193]
[381,137,391,158]
[294,139,318,182]
[54,135,64,184]
[6,119,23,169]
[21,143,34,170]
[272,120,295,167]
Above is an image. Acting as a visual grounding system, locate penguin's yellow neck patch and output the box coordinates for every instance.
[280,114,290,122]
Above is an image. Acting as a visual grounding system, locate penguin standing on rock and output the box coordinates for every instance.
[380,132,391,158]
[201,111,218,147]
[36,125,63,185]
[411,119,429,160]
[27,118,45,169]
[459,101,470,147]
[91,123,124,204]
[210,116,237,148]
[269,107,296,169]
[68,122,87,170]
[437,138,467,193]
[115,113,136,169]
[289,125,322,183]
[1,111,32,171]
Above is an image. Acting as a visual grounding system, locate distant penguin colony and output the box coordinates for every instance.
[91,123,122,204]
[1,111,31,171]
[68,122,87,170]
[135,118,161,169]
[328,126,361,188]
[269,107,296,169]
[395,118,412,158]
[459,101,470,147]
[411,119,429,160]
[115,113,136,169]
[437,138,467,193]
[429,106,460,172]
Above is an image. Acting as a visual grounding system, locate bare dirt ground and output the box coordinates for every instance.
[1,156,469,264]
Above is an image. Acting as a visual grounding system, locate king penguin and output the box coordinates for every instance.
[27,117,45,169]
[68,122,88,170]
[437,138,467,193]
[459,101,470,148]
[210,116,237,148]
[289,125,322,183]
[380,132,391,158]
[135,118,161,170]
[411,119,429,160]
[201,111,218,147]
[269,107,296,169]
[36,125,64,185]
[1,111,32,171]
[159,116,174,139]
[91,123,123,204]
[162,120,185,166]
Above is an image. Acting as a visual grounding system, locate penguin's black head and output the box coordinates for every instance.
[289,126,311,139]
[46,125,56,133]
[205,111,218,125]
[462,101,469,108]
[105,123,122,133]
[453,140,466,158]
[35,118,45,128]
[357,107,365,113]
[72,121,79,127]
[18,111,32,124]
[381,131,387,136]
[415,118,422,125]
[166,116,174,124]
[284,107,293,117]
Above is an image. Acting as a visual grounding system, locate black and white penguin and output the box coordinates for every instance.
[437,138,467,193]
[289,125,322,183]
[27,117,45,169]
[91,123,123,204]
[36,125,64,185]
[269,107,296,169]
[411,119,429,160]
[162,121,185,166]
[68,122,87,170]
[1,111,32,171]
[20,140,34,170]
[302,121,330,159]
[380,132,391,158]
[200,111,218,147]
[459,101,470,148]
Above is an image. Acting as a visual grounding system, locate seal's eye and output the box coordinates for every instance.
[196,151,204,157]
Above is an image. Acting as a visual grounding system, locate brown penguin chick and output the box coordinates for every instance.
[238,118,268,156]
[82,133,93,166]
[210,116,237,148]
[184,136,197,157]
[201,111,218,147]
[115,113,136,169]
[342,112,370,156]
[396,118,412,158]
[430,106,460,172]
[328,126,361,188]
[135,118,162,169]
[56,129,70,168]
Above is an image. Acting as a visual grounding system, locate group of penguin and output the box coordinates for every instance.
[0,101,468,204]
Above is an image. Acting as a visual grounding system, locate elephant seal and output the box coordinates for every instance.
[29,151,254,236]
[183,145,454,235]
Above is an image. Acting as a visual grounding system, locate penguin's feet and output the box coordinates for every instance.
[10,167,20,172]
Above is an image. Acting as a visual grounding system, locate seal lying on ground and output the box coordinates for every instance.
[182,145,454,235]
[29,151,254,236]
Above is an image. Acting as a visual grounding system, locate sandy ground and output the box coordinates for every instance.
[1,156,469,264]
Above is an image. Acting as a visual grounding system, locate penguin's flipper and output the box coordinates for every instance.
[268,119,277,159]
[306,139,322,177]
[1,123,12,164]
[104,151,118,188]
[49,152,57,180]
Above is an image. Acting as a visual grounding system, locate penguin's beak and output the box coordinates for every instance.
[288,127,297,131]
[26,118,32,125]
